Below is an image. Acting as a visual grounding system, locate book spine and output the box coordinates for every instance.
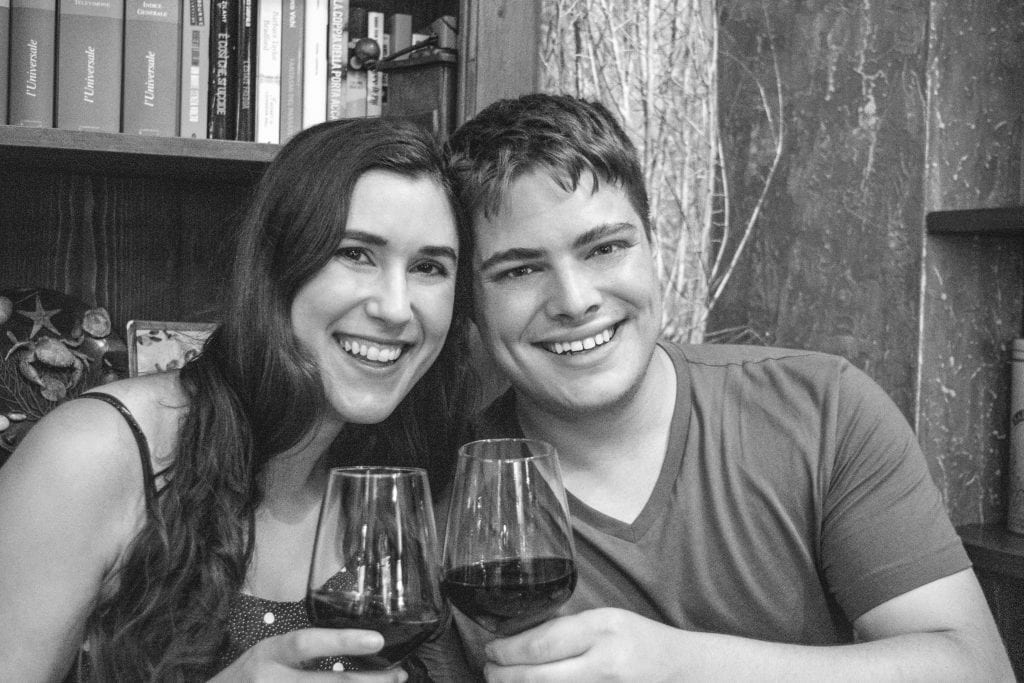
[364,8,382,117]
[301,0,327,128]
[8,0,55,127]
[278,0,302,141]
[379,17,388,105]
[1009,339,1024,534]
[206,0,236,139]
[325,0,346,120]
[254,0,281,143]
[233,0,254,140]
[0,0,10,121]
[385,11,409,58]
[55,0,124,132]
[122,0,181,136]
[178,0,210,137]
[343,4,366,118]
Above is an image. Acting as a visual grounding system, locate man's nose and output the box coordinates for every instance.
[544,265,601,321]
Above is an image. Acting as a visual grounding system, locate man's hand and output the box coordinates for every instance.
[483,608,685,682]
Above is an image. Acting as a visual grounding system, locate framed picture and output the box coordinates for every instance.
[126,320,218,377]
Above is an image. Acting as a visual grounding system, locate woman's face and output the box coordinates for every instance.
[290,170,459,427]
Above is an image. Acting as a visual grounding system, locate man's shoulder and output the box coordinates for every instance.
[664,340,849,374]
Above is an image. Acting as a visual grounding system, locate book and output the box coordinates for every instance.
[55,0,124,132]
[234,0,254,140]
[122,0,182,136]
[386,10,410,59]
[279,0,303,141]
[207,0,237,139]
[8,0,56,127]
[325,0,347,120]
[343,4,367,118]
[254,0,281,143]
[1009,339,1024,534]
[0,0,9,122]
[301,0,328,128]
[179,0,210,137]
[364,7,382,117]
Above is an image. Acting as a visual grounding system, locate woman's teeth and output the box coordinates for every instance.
[546,327,614,355]
[340,338,403,363]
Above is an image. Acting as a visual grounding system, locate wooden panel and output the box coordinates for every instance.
[0,168,251,337]
[918,235,1023,524]
[458,0,541,122]
[712,0,929,416]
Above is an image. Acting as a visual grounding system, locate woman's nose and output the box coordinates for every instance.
[365,270,413,326]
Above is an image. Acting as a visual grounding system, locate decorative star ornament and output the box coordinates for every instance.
[17,294,62,339]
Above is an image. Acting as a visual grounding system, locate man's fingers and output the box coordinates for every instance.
[484,617,591,666]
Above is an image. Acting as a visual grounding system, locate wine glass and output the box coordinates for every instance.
[306,467,446,670]
[441,438,577,636]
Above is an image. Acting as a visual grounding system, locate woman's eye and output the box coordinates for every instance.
[336,247,370,263]
[412,261,449,277]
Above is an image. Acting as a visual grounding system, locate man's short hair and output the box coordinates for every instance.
[447,93,651,237]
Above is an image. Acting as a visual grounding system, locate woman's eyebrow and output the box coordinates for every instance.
[344,230,457,262]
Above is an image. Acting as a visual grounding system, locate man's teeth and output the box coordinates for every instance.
[340,339,403,362]
[547,327,614,355]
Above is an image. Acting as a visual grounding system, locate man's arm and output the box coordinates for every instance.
[482,569,1012,682]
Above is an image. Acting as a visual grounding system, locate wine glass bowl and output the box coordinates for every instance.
[441,438,577,636]
[306,467,445,670]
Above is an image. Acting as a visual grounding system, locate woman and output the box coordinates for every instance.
[0,118,473,681]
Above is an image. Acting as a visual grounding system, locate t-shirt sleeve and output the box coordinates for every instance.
[819,361,970,621]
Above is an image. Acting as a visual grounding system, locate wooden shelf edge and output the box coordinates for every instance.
[0,125,279,183]
[957,523,1024,581]
[927,207,1024,236]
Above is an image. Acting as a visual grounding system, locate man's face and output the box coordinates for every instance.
[472,169,663,418]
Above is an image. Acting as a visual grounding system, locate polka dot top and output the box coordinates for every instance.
[218,593,355,672]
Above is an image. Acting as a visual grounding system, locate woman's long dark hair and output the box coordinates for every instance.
[82,119,474,681]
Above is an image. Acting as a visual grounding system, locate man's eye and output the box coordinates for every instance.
[590,242,627,258]
[336,247,370,263]
[499,265,537,280]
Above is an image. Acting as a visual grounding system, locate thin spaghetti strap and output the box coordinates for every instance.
[78,392,160,518]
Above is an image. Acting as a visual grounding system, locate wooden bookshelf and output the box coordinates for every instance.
[0,126,277,183]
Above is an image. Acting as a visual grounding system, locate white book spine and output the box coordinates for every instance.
[301,0,327,127]
[255,0,282,143]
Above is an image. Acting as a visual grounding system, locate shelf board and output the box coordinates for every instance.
[958,523,1024,581]
[0,125,279,183]
[927,207,1024,236]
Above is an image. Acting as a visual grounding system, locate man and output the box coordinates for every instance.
[424,93,1012,681]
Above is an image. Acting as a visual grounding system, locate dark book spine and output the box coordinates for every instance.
[0,0,10,121]
[206,0,236,139]
[55,0,124,132]
[122,0,182,136]
[233,0,254,140]
[8,0,56,127]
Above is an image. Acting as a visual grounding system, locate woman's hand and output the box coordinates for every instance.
[211,628,408,682]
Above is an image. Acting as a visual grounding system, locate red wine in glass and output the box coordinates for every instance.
[442,439,577,636]
[307,467,445,669]
[441,556,577,636]
[307,589,444,669]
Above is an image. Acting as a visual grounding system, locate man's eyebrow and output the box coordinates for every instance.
[344,231,457,261]
[571,222,638,249]
[478,222,640,272]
